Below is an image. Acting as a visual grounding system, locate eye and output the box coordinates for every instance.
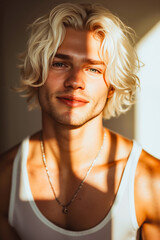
[89,68,100,73]
[52,62,66,68]
[86,67,102,74]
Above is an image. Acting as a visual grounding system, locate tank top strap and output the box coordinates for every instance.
[120,140,142,187]
[128,140,142,229]
[128,140,142,174]
[8,136,30,226]
[127,140,142,186]
[117,140,142,230]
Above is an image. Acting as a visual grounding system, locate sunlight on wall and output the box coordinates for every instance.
[135,21,160,158]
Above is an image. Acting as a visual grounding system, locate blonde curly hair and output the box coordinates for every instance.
[18,2,140,119]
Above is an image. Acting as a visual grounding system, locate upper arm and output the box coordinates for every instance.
[135,151,160,239]
[0,146,20,239]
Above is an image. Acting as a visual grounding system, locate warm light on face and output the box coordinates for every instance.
[38,29,109,128]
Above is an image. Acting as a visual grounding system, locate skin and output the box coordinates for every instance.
[0,28,160,240]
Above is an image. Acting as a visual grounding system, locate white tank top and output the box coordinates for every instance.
[9,137,142,240]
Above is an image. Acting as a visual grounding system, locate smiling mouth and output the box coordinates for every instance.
[57,96,89,107]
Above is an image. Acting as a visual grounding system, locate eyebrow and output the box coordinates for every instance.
[54,53,105,65]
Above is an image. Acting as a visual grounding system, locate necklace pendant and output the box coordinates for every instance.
[63,207,68,214]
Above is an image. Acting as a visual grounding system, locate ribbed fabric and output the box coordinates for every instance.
[9,137,142,240]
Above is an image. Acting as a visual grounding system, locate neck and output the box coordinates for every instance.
[41,113,106,171]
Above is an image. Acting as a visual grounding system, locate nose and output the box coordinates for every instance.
[64,68,85,90]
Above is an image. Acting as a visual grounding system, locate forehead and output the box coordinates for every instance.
[56,28,102,61]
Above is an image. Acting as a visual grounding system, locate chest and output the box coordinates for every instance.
[27,160,126,231]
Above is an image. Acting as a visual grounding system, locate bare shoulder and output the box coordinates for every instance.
[0,145,23,239]
[135,150,160,237]
[0,131,40,213]
[0,144,20,216]
[135,150,160,211]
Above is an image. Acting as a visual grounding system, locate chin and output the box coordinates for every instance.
[54,116,90,128]
[50,110,101,128]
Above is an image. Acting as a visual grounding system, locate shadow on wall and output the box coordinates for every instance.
[103,107,135,140]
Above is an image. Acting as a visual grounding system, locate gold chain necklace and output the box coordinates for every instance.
[40,131,106,214]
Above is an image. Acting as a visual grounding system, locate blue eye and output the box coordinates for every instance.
[90,68,99,73]
[52,62,65,68]
[87,68,102,74]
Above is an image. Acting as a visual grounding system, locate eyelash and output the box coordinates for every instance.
[52,62,68,68]
[86,68,102,74]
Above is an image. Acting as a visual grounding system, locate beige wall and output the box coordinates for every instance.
[0,0,160,153]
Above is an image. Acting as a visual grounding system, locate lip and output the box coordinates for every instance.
[57,95,89,107]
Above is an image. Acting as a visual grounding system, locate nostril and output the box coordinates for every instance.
[64,74,85,90]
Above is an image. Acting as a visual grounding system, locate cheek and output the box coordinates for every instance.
[88,77,109,100]
[45,71,65,88]
[42,78,63,95]
[98,88,109,102]
[38,85,47,106]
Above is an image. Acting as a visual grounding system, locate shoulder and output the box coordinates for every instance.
[0,132,40,217]
[136,150,160,206]
[135,149,160,226]
[0,132,39,184]
[0,144,20,217]
[0,144,21,180]
[137,150,160,178]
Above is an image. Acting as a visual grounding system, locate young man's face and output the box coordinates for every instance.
[39,28,111,127]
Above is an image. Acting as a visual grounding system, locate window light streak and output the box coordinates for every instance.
[135,21,160,158]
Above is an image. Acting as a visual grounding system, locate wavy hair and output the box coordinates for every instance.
[18,2,140,119]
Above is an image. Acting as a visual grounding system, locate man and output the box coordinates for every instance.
[0,3,160,240]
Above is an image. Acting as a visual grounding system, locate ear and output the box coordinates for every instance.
[107,85,115,98]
